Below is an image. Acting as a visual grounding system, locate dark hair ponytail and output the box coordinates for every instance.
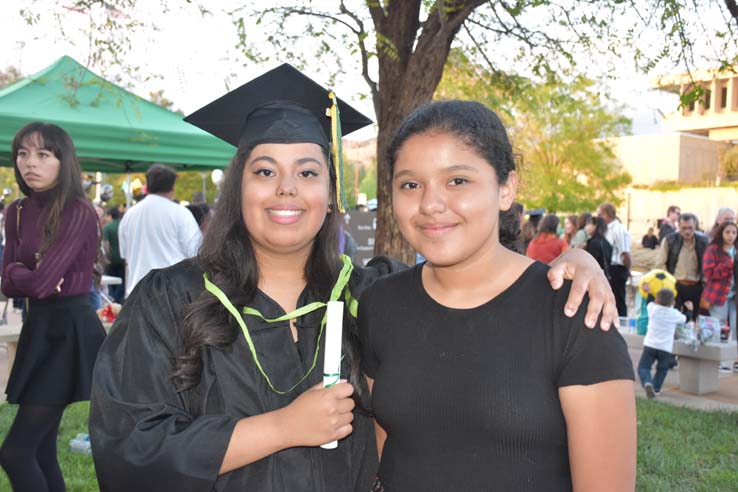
[387,100,520,251]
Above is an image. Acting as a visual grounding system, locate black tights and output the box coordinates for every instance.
[0,404,66,492]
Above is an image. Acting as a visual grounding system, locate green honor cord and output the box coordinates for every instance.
[203,255,355,395]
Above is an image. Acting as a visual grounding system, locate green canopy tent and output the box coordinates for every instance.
[0,56,234,175]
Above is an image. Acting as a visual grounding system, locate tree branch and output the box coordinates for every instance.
[271,6,360,36]
[366,0,386,31]
[725,0,738,23]
[462,23,503,78]
[340,1,379,109]
[442,0,488,35]
[269,5,379,108]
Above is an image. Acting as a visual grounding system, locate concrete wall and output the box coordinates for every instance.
[678,135,727,183]
[608,134,681,184]
[616,187,738,238]
[608,133,727,186]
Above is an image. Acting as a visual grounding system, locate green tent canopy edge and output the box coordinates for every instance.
[0,55,235,173]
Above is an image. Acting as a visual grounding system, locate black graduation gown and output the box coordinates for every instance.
[89,257,399,492]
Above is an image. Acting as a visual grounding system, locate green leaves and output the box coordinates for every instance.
[437,53,632,213]
[376,32,399,60]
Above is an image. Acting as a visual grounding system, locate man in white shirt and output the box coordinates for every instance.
[119,164,202,297]
[598,202,631,317]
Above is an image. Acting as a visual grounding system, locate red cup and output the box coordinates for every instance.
[102,304,116,323]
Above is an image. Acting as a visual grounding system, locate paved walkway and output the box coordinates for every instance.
[627,344,738,411]
[0,307,737,411]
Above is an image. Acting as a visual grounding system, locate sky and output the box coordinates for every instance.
[0,1,707,139]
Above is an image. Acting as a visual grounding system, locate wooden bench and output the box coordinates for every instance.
[621,332,738,395]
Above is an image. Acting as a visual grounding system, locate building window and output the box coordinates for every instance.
[705,90,711,109]
[721,87,728,108]
[689,99,695,112]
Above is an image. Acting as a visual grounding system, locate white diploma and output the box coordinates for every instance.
[321,300,344,449]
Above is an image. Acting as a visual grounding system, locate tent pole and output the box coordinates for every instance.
[124,160,133,209]
[126,172,132,209]
[95,172,102,203]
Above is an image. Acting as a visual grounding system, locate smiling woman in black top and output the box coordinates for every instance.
[359,101,636,491]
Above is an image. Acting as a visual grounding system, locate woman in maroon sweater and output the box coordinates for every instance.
[0,122,106,492]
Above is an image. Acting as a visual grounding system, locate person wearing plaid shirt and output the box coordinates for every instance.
[702,221,738,340]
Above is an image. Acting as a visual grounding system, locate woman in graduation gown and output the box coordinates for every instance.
[88,65,618,492]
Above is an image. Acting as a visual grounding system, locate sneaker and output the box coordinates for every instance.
[644,383,656,399]
[733,361,738,373]
[653,390,661,397]
[719,364,732,373]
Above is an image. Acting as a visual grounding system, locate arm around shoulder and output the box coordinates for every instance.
[548,248,619,330]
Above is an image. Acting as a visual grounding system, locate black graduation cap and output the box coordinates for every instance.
[184,63,372,149]
[525,208,546,217]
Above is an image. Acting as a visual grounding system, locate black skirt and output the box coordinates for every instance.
[6,294,106,405]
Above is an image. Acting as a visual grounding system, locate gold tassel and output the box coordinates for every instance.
[327,91,346,213]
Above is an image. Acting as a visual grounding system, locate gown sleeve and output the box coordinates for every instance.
[89,266,237,492]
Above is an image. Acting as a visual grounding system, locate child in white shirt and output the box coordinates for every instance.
[637,288,692,398]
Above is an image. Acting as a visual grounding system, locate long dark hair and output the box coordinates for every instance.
[577,212,592,231]
[387,100,520,250]
[173,144,367,402]
[537,214,560,236]
[11,122,86,257]
[709,221,738,248]
[587,215,608,238]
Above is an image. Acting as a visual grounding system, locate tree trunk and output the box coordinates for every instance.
[374,119,414,265]
[373,44,453,265]
[369,1,480,264]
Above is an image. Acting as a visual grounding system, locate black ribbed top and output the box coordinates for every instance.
[359,262,634,491]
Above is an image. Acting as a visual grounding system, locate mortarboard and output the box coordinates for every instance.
[525,208,546,217]
[184,64,372,212]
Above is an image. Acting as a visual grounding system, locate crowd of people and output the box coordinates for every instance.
[522,202,738,382]
[0,64,671,492]
[523,204,631,318]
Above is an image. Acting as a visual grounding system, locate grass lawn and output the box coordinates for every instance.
[636,398,738,491]
[0,398,736,491]
[0,402,97,492]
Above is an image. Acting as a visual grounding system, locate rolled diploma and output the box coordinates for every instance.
[321,300,344,449]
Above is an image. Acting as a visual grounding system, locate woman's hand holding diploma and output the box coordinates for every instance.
[278,381,355,447]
